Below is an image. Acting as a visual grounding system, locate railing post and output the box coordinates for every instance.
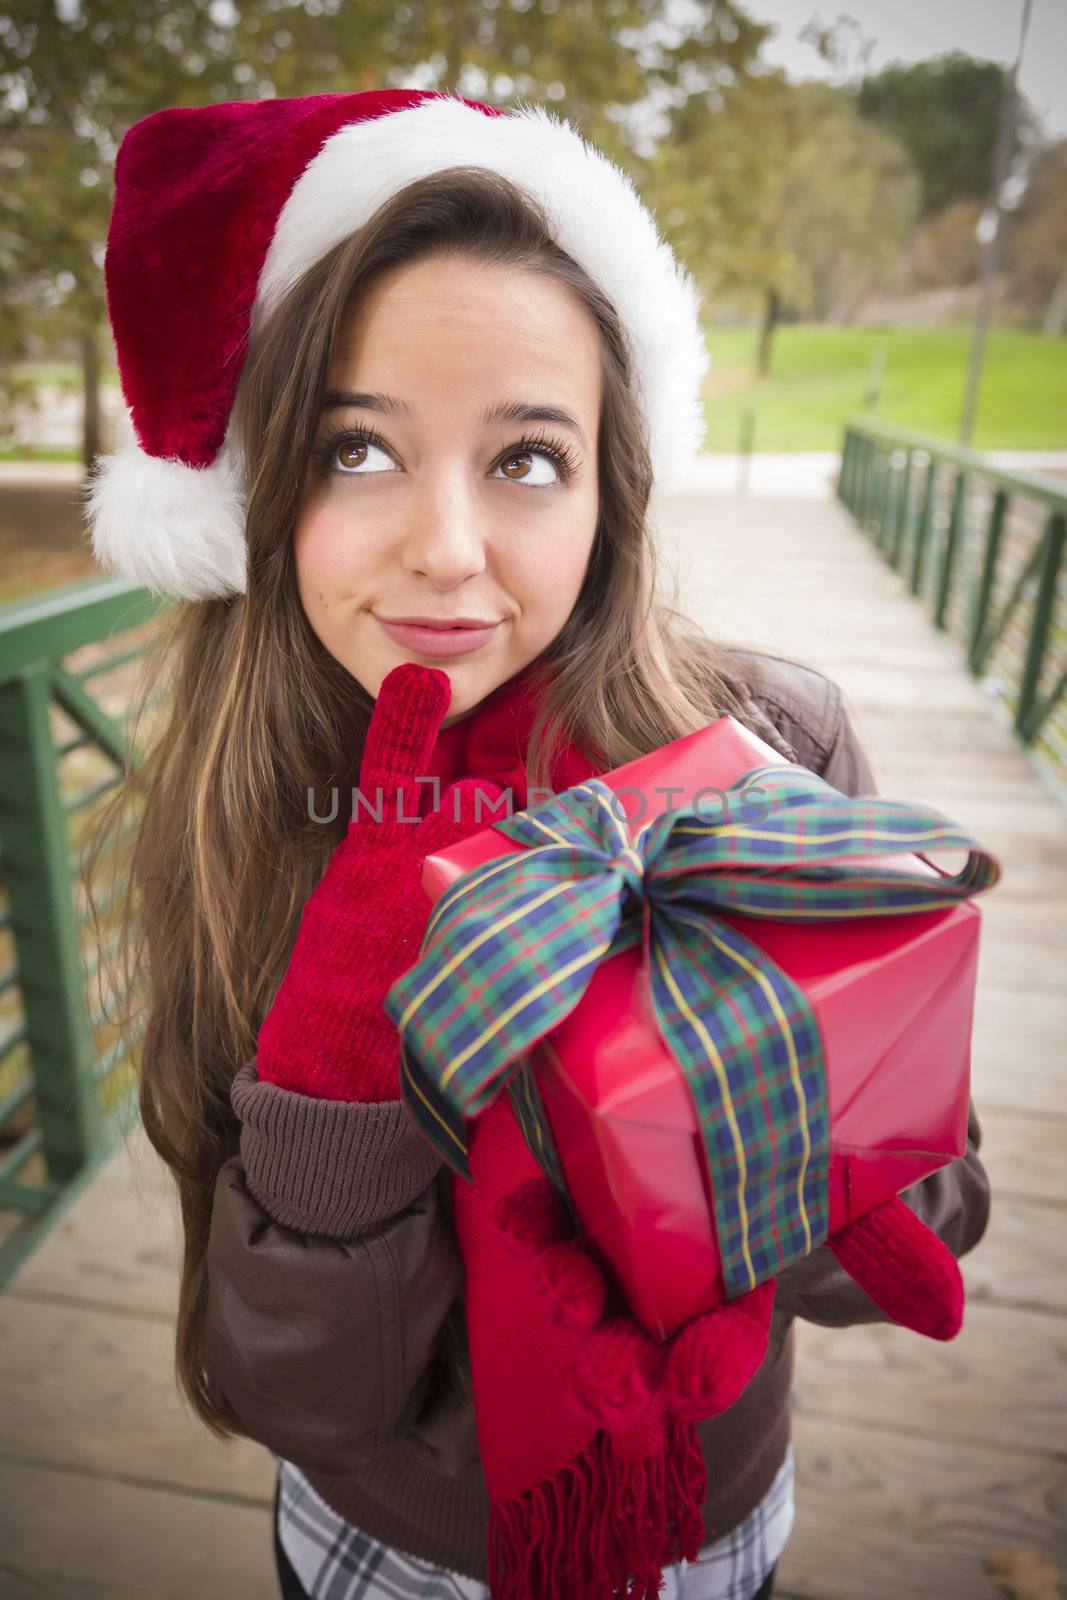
[838,431,855,507]
[737,407,755,496]
[852,433,864,511]
[935,470,968,630]
[878,453,898,557]
[0,664,103,1182]
[845,430,862,511]
[858,437,875,531]
[871,449,889,539]
[890,450,913,570]
[968,489,1008,674]
[869,441,883,532]
[912,457,938,597]
[1016,511,1066,740]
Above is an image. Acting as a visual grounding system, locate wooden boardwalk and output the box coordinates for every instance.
[2,488,1065,1599]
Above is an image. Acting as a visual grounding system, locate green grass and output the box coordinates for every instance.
[0,445,81,462]
[702,325,1067,452]
[7,361,120,390]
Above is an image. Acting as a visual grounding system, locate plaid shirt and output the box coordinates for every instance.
[273,1443,794,1599]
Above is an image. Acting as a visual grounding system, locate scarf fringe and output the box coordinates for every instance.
[487,1408,708,1600]
[660,1407,710,1561]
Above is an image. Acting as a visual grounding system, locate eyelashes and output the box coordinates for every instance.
[309,423,391,475]
[309,422,581,486]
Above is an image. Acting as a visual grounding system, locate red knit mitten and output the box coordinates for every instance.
[493,1175,776,1435]
[257,663,506,1103]
[826,1192,964,1339]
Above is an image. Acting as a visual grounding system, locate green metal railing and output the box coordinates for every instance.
[838,417,1067,797]
[0,575,167,1287]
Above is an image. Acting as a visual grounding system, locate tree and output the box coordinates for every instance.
[648,76,921,375]
[769,83,921,328]
[1003,138,1067,335]
[855,51,1039,221]
[0,0,772,466]
[908,199,985,290]
[0,2,252,463]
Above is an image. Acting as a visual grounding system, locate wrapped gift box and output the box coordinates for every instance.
[417,713,991,1340]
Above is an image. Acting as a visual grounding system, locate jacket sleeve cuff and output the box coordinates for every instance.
[229,1061,443,1240]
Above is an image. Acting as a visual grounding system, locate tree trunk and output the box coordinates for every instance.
[1042,261,1067,338]
[80,324,101,468]
[756,285,780,377]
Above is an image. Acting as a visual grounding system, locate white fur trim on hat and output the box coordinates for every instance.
[85,435,246,602]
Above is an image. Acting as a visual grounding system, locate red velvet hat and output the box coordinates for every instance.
[87,89,710,601]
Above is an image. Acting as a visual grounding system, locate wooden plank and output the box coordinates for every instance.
[971,1039,1065,1117]
[0,1458,276,1600]
[0,1295,272,1501]
[833,706,1033,763]
[978,1107,1067,1202]
[969,986,1067,1115]
[973,986,1065,1039]
[791,1300,1066,1457]
[9,1124,179,1318]
[817,668,992,715]
[888,788,1067,828]
[962,1195,1067,1314]
[978,902,1067,947]
[974,940,1067,992]
[776,1412,1066,1600]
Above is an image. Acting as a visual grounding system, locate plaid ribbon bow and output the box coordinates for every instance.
[385,763,1000,1297]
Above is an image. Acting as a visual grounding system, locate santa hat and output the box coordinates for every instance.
[86,88,710,602]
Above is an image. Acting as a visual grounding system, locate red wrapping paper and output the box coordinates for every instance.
[422,713,982,1339]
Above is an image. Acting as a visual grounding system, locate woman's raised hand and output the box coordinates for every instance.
[256,662,507,1104]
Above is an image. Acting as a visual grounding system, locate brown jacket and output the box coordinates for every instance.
[202,645,992,1582]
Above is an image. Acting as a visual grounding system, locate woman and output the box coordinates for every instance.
[85,89,991,1600]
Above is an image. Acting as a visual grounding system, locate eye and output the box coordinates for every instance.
[317,425,397,477]
[494,444,563,488]
[493,429,579,488]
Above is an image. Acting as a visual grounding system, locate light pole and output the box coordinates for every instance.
[958,0,1034,449]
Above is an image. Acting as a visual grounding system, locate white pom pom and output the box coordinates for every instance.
[84,437,247,602]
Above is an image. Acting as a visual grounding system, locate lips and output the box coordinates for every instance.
[381,616,499,628]
[375,615,502,658]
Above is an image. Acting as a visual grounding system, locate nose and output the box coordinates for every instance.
[399,465,488,588]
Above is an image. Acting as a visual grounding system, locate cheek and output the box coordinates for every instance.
[508,522,595,613]
[293,507,362,601]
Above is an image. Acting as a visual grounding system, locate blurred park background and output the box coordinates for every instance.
[1,4,1066,1598]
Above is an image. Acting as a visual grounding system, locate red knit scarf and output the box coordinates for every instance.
[421,658,710,1600]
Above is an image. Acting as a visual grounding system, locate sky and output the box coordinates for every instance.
[743,0,1066,140]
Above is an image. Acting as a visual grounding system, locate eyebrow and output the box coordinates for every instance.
[321,389,587,447]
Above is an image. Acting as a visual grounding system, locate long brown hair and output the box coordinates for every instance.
[82,165,781,1440]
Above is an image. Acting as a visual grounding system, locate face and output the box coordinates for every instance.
[293,253,601,726]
